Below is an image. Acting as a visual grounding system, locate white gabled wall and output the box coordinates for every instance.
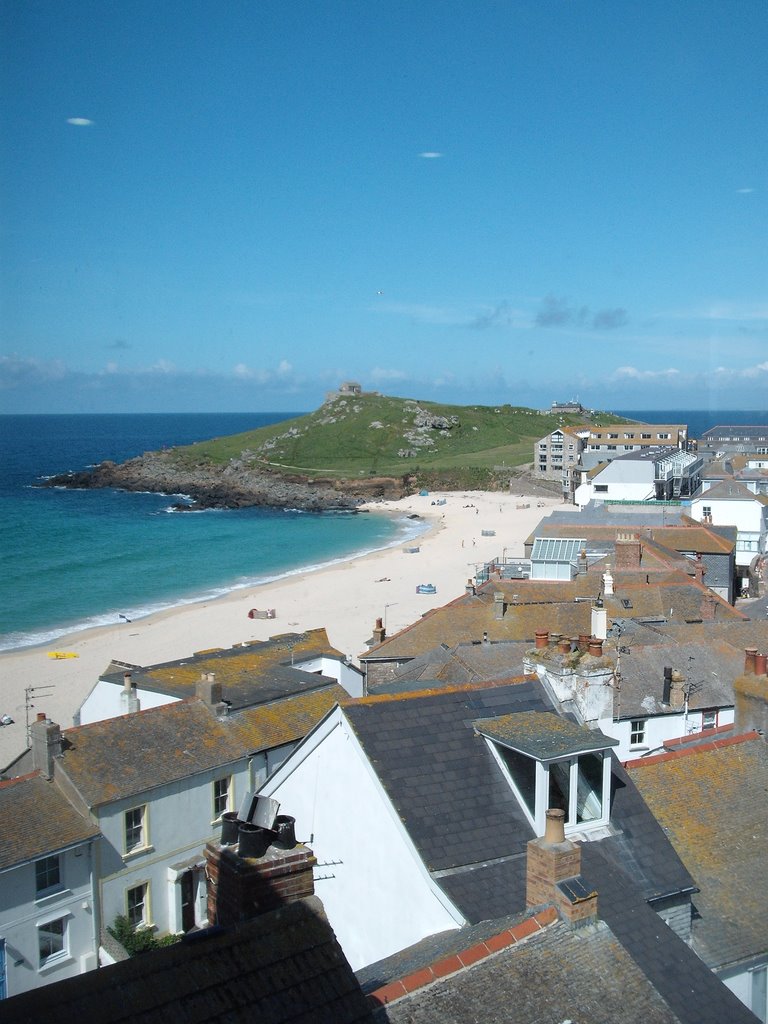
[291,656,364,697]
[261,711,464,970]
[599,707,736,761]
[78,680,179,725]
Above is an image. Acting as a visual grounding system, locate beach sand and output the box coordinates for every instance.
[0,489,575,767]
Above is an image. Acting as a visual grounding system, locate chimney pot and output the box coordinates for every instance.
[36,712,46,722]
[535,629,549,650]
[756,653,767,677]
[578,633,590,653]
[745,648,758,675]
[544,808,566,845]
[588,638,603,657]
[558,636,571,654]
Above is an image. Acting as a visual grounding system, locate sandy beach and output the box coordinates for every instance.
[0,490,574,767]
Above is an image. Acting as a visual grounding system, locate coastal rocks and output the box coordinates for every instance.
[42,452,409,510]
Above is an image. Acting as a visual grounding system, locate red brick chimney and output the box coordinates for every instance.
[205,828,316,926]
[700,592,718,621]
[526,809,597,927]
[614,532,642,570]
[734,651,768,739]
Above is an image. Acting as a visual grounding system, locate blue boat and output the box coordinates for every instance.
[416,583,437,595]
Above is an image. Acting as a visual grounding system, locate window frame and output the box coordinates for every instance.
[124,805,148,855]
[126,882,149,929]
[630,719,647,746]
[487,742,612,836]
[35,854,62,898]
[38,915,67,968]
[213,775,232,821]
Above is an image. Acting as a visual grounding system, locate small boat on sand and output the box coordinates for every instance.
[416,583,437,595]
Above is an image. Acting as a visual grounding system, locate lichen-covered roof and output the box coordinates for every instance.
[0,773,100,870]
[627,734,768,970]
[474,710,617,758]
[1,896,373,1024]
[102,629,342,710]
[60,687,346,808]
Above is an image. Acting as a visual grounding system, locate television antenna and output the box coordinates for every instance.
[24,685,55,745]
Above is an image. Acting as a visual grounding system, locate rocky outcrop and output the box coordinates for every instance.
[43,452,410,511]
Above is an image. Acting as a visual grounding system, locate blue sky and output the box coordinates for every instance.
[2,1,766,414]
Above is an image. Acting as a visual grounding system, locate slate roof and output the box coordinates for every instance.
[102,629,344,710]
[59,688,346,808]
[697,478,768,504]
[370,641,530,694]
[340,681,694,924]
[0,896,374,1024]
[374,918,686,1024]
[362,565,744,666]
[626,734,768,972]
[610,639,742,718]
[0,772,100,870]
[527,517,735,557]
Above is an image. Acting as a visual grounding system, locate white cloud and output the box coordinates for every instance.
[277,359,292,375]
[419,151,443,158]
[714,361,768,379]
[370,367,408,382]
[66,117,94,126]
[735,187,755,194]
[612,366,680,380]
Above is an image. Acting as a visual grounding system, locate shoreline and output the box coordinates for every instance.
[0,507,426,656]
[0,489,572,768]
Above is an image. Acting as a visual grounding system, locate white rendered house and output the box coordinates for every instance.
[0,770,99,999]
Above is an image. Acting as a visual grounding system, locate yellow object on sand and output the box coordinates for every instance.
[47,651,79,659]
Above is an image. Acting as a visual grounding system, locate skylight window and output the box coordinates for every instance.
[475,712,617,836]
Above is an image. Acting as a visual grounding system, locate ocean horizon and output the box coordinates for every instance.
[2,407,765,653]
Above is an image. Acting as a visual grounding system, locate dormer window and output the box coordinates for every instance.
[475,712,618,836]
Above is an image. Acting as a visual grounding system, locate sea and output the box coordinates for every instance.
[0,413,426,653]
[1,408,765,653]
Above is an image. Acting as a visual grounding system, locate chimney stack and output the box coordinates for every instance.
[372,617,386,645]
[591,602,607,640]
[121,672,140,716]
[662,666,673,705]
[30,714,63,781]
[602,565,614,596]
[465,579,476,597]
[493,591,506,620]
[700,592,717,621]
[615,532,642,570]
[204,822,316,926]
[526,809,598,927]
[670,670,686,710]
[734,650,768,739]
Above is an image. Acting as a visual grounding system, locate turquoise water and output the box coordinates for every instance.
[0,414,421,651]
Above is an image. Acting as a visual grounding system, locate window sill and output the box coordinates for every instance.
[35,887,71,907]
[39,953,74,974]
[629,744,649,752]
[123,845,154,861]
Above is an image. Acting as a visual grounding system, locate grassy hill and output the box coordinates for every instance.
[166,393,623,490]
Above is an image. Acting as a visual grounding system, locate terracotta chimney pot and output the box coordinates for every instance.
[544,808,566,845]
[588,638,603,657]
[745,648,758,675]
[756,653,768,677]
[558,636,571,654]
[535,630,549,649]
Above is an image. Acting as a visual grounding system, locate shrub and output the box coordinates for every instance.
[108,914,178,957]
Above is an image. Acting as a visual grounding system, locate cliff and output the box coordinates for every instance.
[44,451,409,510]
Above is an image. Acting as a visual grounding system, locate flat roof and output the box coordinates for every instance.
[474,711,618,759]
